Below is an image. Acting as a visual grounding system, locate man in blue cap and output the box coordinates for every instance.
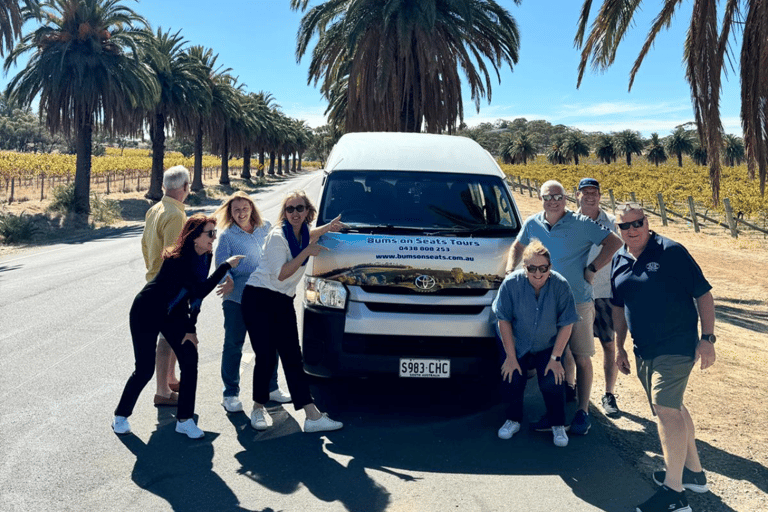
[576,177,622,416]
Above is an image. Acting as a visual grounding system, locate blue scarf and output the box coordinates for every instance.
[282,219,310,265]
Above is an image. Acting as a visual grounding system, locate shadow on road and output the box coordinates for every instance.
[118,409,264,512]
[715,297,768,333]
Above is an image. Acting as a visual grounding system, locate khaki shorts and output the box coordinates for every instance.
[568,301,596,357]
[636,354,695,413]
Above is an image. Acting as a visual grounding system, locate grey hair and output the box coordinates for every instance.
[163,165,190,190]
[540,179,565,195]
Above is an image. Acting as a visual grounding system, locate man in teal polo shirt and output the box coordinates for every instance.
[611,203,715,512]
[505,179,622,435]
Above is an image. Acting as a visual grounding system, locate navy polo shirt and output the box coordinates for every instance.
[610,232,711,359]
[492,269,579,357]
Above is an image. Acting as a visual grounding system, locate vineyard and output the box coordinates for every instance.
[499,157,767,219]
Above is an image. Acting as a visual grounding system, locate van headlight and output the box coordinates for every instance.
[305,277,347,309]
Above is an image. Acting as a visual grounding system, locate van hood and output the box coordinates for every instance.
[312,232,511,292]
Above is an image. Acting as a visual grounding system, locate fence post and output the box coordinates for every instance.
[687,195,700,233]
[9,177,14,204]
[106,173,110,195]
[723,198,738,238]
[526,178,532,197]
[630,192,637,203]
[608,189,616,215]
[40,173,45,201]
[657,193,668,226]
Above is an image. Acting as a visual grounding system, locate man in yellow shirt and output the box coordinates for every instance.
[141,165,190,405]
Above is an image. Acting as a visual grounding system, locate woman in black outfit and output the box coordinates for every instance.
[113,214,243,439]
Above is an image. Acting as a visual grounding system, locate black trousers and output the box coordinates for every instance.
[241,286,313,410]
[115,301,198,420]
[498,340,566,426]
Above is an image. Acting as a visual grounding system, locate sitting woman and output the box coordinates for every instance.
[492,239,578,447]
[113,214,243,439]
[241,190,346,433]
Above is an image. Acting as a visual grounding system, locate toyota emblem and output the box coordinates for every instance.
[414,274,437,290]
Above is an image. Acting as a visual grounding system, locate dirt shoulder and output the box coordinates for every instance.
[510,190,768,512]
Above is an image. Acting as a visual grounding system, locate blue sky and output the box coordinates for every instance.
[2,0,743,137]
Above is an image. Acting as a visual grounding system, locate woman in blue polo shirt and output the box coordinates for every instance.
[214,191,290,414]
[492,239,579,447]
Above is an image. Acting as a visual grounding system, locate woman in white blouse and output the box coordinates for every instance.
[241,190,346,433]
[214,191,291,414]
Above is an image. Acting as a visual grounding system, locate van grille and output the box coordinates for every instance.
[342,333,497,357]
[364,303,485,315]
[360,285,491,296]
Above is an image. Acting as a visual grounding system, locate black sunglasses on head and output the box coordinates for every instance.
[285,205,306,213]
[617,217,645,230]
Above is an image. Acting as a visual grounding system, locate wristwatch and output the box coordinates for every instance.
[587,263,597,273]
[550,355,562,362]
[701,334,716,344]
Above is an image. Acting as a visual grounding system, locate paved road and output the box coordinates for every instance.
[0,170,652,512]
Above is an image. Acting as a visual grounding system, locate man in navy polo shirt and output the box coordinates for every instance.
[611,203,716,512]
[506,179,622,435]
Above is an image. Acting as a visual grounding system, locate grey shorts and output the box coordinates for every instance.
[636,354,695,413]
[593,297,615,344]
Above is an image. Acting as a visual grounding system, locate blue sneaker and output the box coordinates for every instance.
[570,409,591,435]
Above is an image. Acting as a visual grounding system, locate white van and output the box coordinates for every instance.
[302,132,522,379]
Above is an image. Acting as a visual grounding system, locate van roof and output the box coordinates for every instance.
[324,132,505,177]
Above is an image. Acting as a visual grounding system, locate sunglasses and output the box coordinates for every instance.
[526,264,551,274]
[285,204,306,214]
[541,194,564,202]
[617,217,645,230]
[616,201,642,211]
[204,229,217,238]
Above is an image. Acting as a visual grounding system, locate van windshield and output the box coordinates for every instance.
[318,171,519,235]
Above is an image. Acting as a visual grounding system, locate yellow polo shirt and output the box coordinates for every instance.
[141,195,186,282]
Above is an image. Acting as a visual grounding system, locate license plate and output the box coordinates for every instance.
[399,358,450,378]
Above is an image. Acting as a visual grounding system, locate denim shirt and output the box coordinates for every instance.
[492,269,579,357]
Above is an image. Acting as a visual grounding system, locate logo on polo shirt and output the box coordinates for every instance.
[646,262,660,272]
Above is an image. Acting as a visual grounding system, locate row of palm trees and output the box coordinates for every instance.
[501,126,746,168]
[1,0,312,216]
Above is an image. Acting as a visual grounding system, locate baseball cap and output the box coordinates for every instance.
[578,178,600,191]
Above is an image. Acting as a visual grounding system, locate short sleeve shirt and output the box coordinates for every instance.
[492,269,579,357]
[516,210,611,303]
[245,227,307,297]
[610,232,712,359]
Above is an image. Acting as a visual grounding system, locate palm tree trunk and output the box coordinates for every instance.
[258,150,265,177]
[147,112,165,200]
[677,151,683,167]
[74,116,93,218]
[220,127,230,185]
[192,121,204,191]
[277,151,283,175]
[268,151,275,175]
[242,146,251,180]
[626,153,632,166]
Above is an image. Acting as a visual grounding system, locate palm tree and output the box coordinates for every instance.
[614,130,644,166]
[209,76,243,185]
[595,134,616,164]
[500,131,536,165]
[722,134,745,167]
[140,28,208,200]
[691,143,707,166]
[185,45,220,191]
[4,0,159,216]
[573,0,760,204]
[292,0,521,134]
[645,133,667,167]
[1,0,38,56]
[666,126,695,167]
[562,132,590,165]
[546,137,569,165]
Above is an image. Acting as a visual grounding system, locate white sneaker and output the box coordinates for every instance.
[304,413,343,433]
[552,425,569,447]
[112,415,131,435]
[222,396,244,413]
[268,388,292,403]
[497,419,520,440]
[250,407,271,430]
[175,419,204,439]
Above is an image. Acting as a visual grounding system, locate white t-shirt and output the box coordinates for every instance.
[579,208,617,299]
[246,226,307,296]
